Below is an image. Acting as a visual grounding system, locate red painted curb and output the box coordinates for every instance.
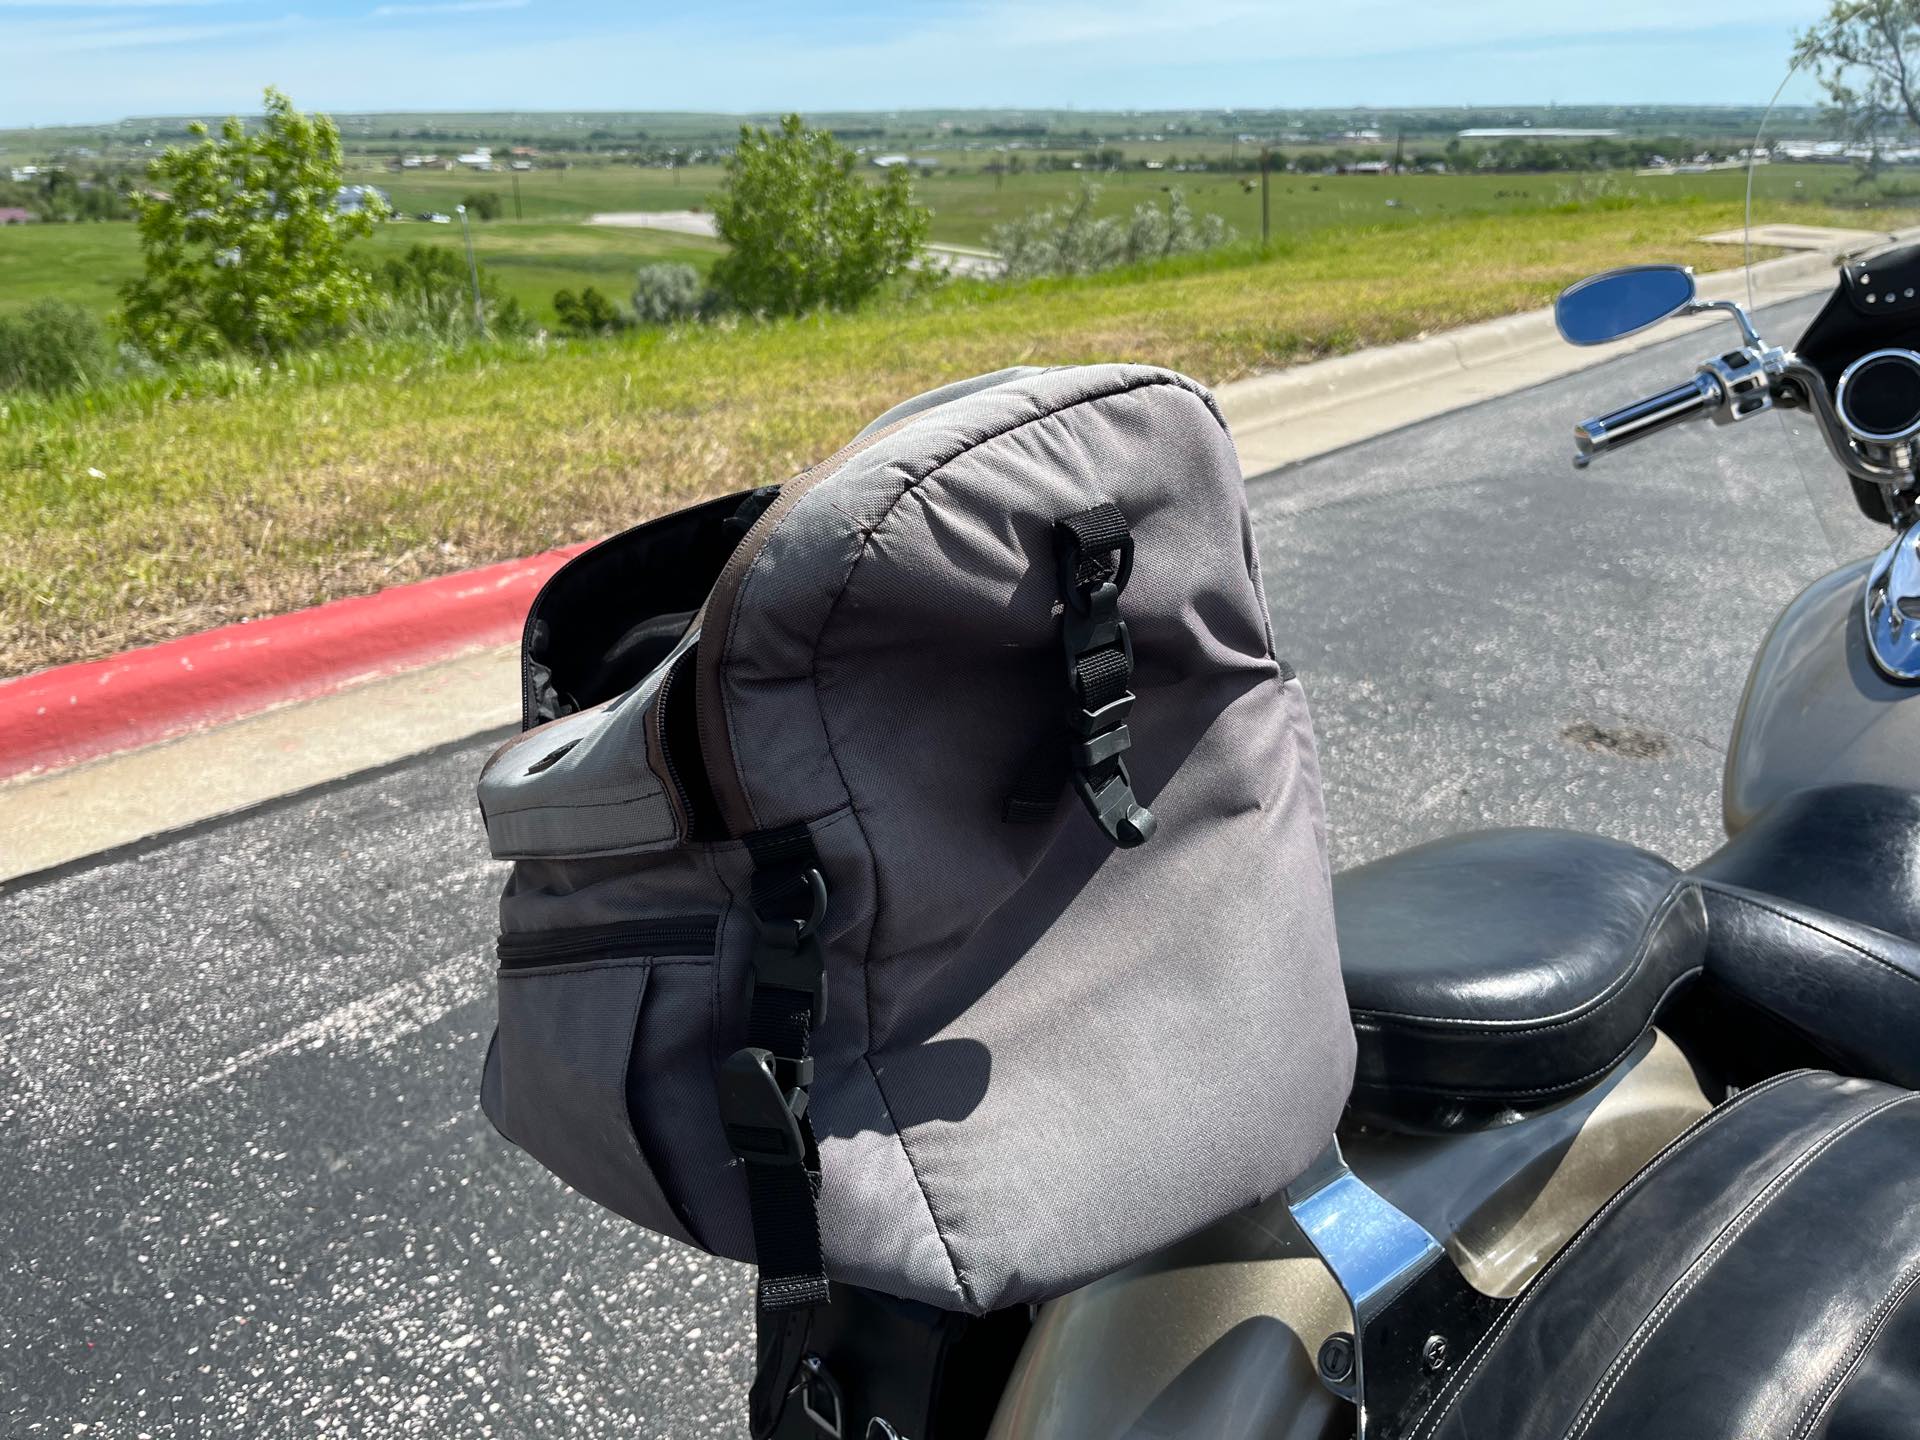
[0,542,592,781]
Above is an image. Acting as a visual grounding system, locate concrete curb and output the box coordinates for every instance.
[1215,235,1914,472]
[0,542,586,782]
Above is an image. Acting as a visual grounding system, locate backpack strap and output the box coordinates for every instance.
[718,825,832,1313]
[1003,501,1158,849]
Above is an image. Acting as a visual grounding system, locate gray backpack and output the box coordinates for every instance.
[475,363,1354,1325]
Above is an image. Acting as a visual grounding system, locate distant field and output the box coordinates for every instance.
[7,189,1914,675]
[1,161,1905,327]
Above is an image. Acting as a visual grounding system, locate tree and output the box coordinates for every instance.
[461,190,504,221]
[1795,3,1920,175]
[120,88,382,361]
[709,114,928,315]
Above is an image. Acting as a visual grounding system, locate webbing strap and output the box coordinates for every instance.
[1002,502,1157,849]
[720,826,831,1316]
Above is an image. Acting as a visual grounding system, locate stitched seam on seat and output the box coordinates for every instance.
[1561,1091,1918,1440]
[1699,881,1920,999]
[1406,1069,1814,1440]
[1350,880,1693,1031]
[1354,969,1701,1099]
[1787,1255,1920,1440]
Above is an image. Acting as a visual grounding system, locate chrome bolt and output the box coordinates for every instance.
[1422,1334,1449,1372]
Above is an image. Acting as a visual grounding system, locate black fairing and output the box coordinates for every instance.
[1790,243,1920,524]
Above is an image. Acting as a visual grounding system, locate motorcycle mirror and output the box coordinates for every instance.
[1554,265,1697,347]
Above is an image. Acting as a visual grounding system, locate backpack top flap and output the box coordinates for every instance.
[692,363,1354,1310]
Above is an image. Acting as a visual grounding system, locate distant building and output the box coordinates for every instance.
[1457,128,1620,139]
[334,184,390,216]
[457,147,494,170]
[9,166,39,184]
[0,207,36,225]
[871,154,939,170]
[1348,160,1393,174]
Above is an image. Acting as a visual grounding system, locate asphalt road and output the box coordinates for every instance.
[0,292,1886,1437]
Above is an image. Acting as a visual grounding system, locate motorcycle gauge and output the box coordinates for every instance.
[1835,348,1920,444]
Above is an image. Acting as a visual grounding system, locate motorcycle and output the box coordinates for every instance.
[826,186,1920,1440]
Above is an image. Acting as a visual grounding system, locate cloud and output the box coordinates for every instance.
[7,12,301,51]
[370,0,527,15]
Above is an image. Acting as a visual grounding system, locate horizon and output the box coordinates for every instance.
[1,0,1833,131]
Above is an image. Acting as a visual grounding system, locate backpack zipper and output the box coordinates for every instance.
[495,915,720,970]
[650,646,699,837]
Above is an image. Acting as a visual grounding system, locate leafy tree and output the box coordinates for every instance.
[710,114,928,315]
[1796,3,1920,175]
[553,286,632,336]
[120,88,382,361]
[461,190,504,221]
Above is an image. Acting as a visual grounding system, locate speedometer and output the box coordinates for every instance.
[1835,349,1920,444]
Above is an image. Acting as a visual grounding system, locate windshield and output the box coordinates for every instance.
[1743,55,1920,558]
[1745,54,1920,309]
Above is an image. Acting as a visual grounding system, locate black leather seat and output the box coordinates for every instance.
[1688,785,1920,1092]
[1414,1070,1920,1440]
[1334,829,1702,1130]
[1697,783,1920,945]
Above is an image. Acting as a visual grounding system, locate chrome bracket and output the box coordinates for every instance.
[1865,522,1920,683]
[1285,1140,1506,1439]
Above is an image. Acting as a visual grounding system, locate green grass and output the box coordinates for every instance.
[0,215,721,327]
[7,188,1911,676]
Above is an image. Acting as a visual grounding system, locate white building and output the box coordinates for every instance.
[334,184,390,216]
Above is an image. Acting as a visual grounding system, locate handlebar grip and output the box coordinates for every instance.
[1573,372,1724,468]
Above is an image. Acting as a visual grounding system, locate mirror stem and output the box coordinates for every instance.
[1686,298,1764,350]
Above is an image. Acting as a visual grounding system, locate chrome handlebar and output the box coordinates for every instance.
[1571,328,1786,469]
[1572,373,1722,468]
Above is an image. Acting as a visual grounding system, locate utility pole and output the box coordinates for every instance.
[511,171,522,220]
[1260,148,1270,246]
[457,204,485,333]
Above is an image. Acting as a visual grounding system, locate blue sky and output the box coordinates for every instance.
[1,0,1832,129]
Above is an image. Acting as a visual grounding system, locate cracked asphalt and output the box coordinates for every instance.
[0,291,1887,1436]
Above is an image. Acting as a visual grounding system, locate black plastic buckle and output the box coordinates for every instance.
[1063,596,1132,675]
[1056,530,1134,612]
[747,868,829,1027]
[718,1047,808,1166]
[1074,762,1158,849]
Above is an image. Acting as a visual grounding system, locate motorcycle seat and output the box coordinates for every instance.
[1333,829,1703,1131]
[1686,784,1920,1093]
[1414,1069,1920,1440]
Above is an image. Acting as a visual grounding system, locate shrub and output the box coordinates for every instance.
[553,286,633,337]
[710,114,928,315]
[370,243,530,340]
[630,262,704,324]
[461,190,504,221]
[0,299,114,395]
[991,185,1234,280]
